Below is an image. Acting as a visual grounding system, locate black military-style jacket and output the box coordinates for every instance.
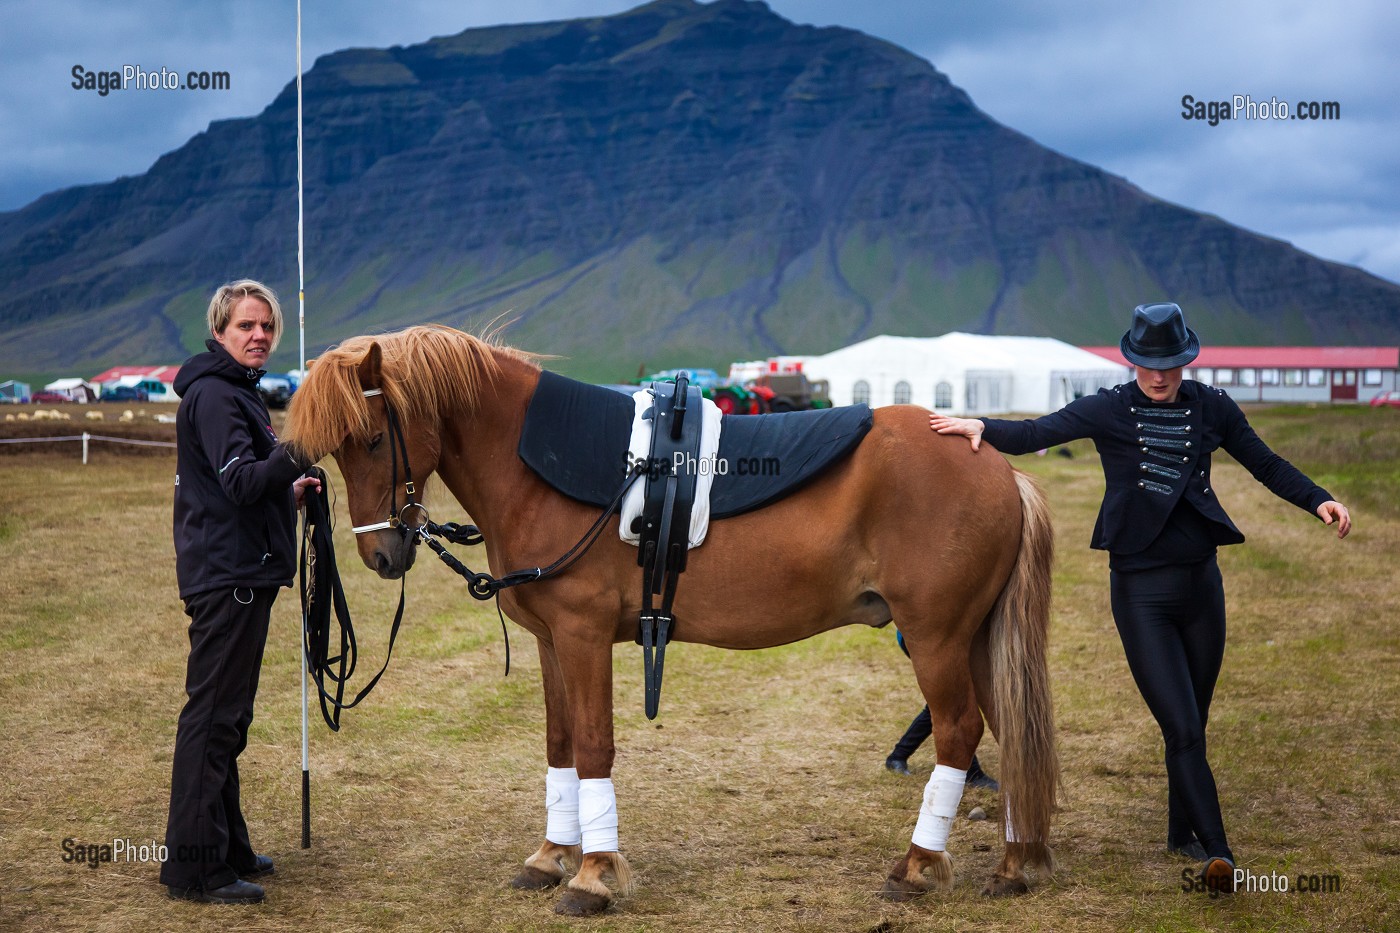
[979,381,1333,556]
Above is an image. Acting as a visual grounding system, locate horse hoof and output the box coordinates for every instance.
[981,874,1030,898]
[878,876,926,902]
[510,865,565,890]
[554,888,612,916]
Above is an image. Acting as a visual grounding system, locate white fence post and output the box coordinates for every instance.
[83,432,89,464]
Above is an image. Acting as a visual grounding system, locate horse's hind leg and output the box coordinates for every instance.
[882,636,984,901]
[511,639,583,891]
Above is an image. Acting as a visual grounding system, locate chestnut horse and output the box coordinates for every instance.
[282,325,1059,915]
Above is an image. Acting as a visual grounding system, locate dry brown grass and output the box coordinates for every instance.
[1,404,1397,932]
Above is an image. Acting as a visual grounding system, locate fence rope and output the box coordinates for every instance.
[0,433,176,448]
[0,432,177,463]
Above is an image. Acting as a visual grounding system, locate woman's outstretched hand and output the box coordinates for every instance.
[929,414,985,452]
[1316,500,1351,539]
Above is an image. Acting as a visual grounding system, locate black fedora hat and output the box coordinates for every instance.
[1120,302,1200,369]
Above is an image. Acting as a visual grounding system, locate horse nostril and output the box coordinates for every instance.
[374,551,390,574]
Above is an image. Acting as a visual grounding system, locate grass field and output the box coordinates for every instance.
[1,404,1397,932]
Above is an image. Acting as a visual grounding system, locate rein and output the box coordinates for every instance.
[299,466,407,731]
[298,386,640,730]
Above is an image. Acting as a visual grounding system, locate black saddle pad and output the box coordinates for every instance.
[709,405,872,517]
[517,371,873,519]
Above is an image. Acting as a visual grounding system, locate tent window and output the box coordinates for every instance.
[934,381,953,408]
[893,380,911,404]
[852,380,870,405]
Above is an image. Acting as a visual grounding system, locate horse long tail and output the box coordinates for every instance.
[988,468,1059,869]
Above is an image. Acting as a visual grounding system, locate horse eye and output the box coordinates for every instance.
[368,433,384,453]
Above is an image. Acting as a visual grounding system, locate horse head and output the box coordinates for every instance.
[286,335,454,580]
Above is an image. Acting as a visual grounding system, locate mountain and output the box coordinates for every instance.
[2,0,1397,381]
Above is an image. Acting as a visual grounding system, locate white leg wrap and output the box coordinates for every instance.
[578,778,620,854]
[911,765,967,852]
[545,767,581,846]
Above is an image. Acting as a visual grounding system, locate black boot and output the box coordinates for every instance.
[885,757,912,776]
[167,879,265,904]
[966,755,999,791]
[1167,833,1207,859]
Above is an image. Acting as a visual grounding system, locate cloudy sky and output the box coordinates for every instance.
[3,0,1397,283]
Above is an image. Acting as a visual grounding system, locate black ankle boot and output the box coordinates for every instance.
[966,755,999,791]
[1167,837,1207,860]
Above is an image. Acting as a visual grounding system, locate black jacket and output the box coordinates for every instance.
[980,381,1332,556]
[172,341,305,598]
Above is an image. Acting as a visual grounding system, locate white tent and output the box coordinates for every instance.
[44,377,99,403]
[803,332,1129,415]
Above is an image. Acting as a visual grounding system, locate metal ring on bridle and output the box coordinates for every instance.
[399,502,430,533]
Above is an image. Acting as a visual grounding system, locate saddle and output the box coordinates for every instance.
[518,371,874,518]
[517,370,874,717]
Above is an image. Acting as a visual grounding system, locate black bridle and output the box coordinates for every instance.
[347,388,429,538]
[300,385,640,730]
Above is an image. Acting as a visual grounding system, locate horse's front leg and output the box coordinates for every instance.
[550,631,634,917]
[510,637,583,891]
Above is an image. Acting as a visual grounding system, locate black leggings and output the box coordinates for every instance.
[1110,557,1232,860]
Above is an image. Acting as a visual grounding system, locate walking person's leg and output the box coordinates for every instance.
[1110,565,1231,863]
[887,706,933,773]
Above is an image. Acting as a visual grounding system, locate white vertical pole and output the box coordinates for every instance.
[297,0,311,851]
[82,432,89,464]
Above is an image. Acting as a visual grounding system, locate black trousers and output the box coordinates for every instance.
[1109,557,1232,860]
[160,586,276,889]
[889,706,933,762]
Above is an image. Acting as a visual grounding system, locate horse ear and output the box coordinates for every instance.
[357,342,383,391]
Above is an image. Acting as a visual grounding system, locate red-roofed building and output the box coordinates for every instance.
[1080,346,1399,403]
[90,364,183,402]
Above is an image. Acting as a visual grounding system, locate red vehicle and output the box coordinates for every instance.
[1369,391,1400,409]
[30,390,70,403]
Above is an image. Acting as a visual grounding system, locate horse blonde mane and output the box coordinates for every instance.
[283,324,535,460]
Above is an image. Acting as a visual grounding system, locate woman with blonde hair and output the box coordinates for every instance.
[161,280,318,904]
